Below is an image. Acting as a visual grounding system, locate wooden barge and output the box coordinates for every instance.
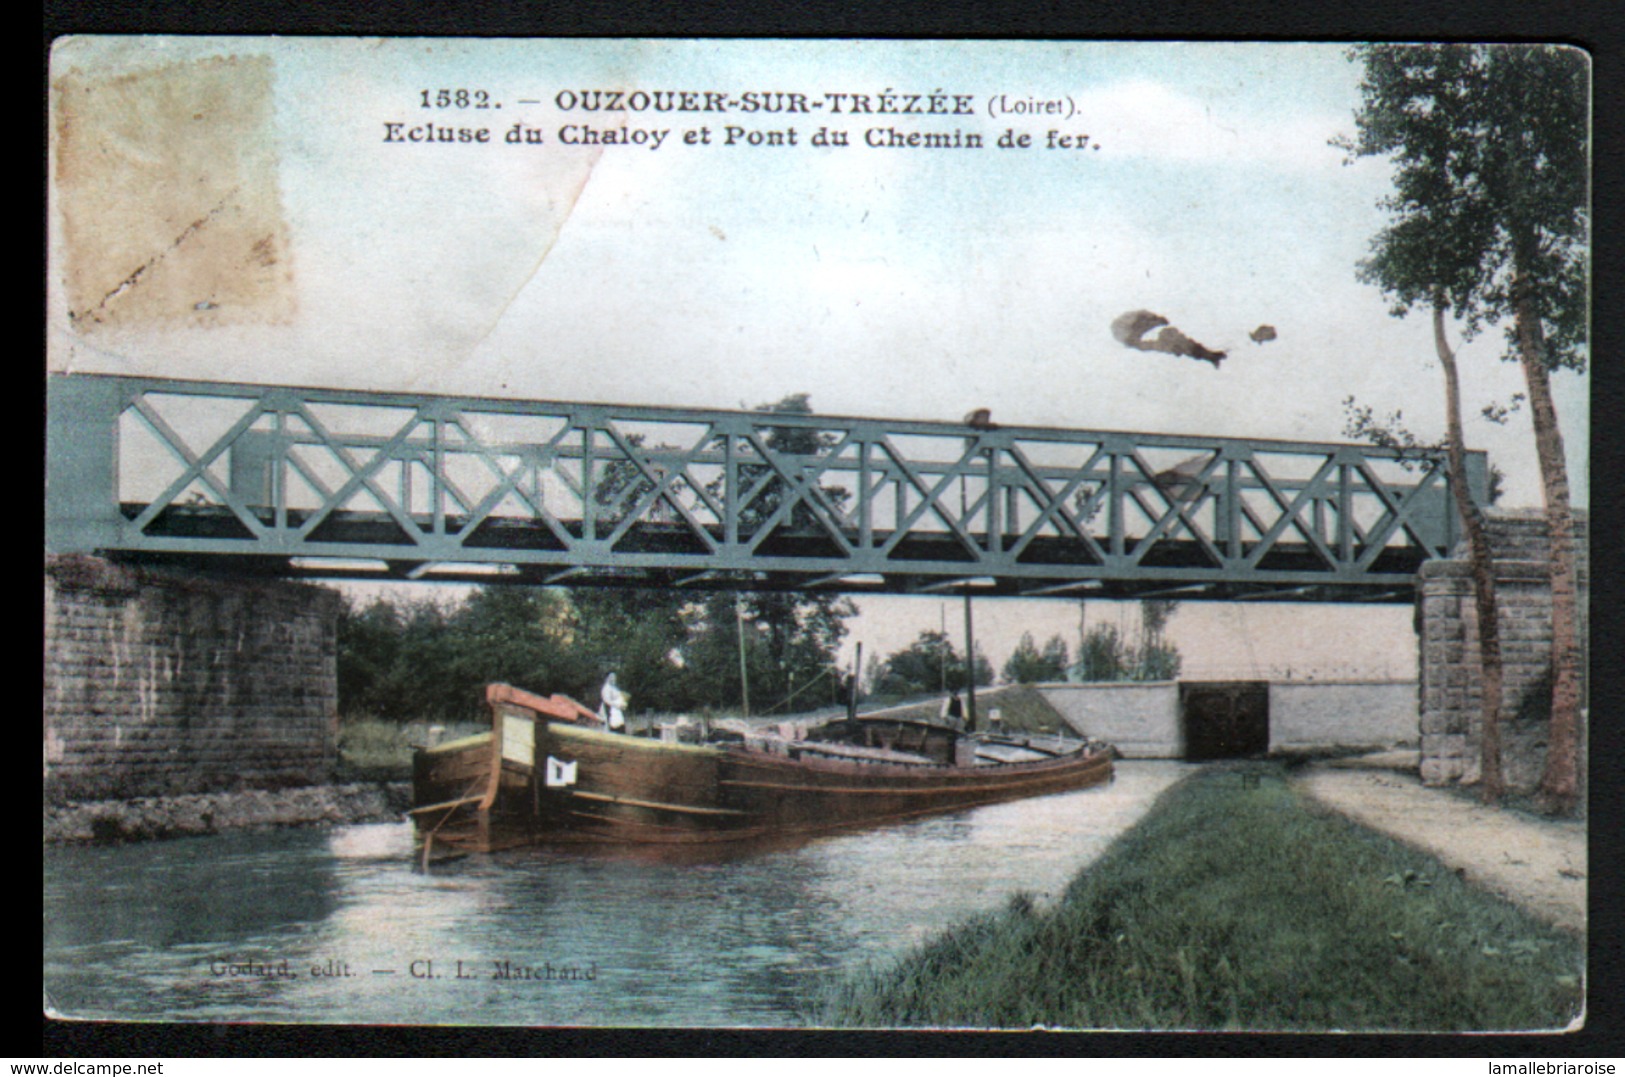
[410,683,1114,857]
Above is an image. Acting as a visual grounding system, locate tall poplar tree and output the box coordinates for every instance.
[1342,44,1588,812]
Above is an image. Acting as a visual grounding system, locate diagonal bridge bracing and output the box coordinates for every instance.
[46,375,1487,603]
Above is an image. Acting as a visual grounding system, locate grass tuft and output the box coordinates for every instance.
[815,762,1583,1031]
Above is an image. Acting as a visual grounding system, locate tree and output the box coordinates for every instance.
[336,593,471,722]
[1133,599,1182,682]
[969,643,995,690]
[677,588,855,715]
[336,584,698,722]
[1075,623,1127,682]
[1040,634,1071,678]
[337,591,530,723]
[876,631,958,696]
[569,587,692,712]
[444,586,586,716]
[336,594,412,719]
[1433,311,1508,800]
[1072,601,1182,683]
[876,631,989,696]
[1003,631,1071,684]
[863,650,886,697]
[1343,44,1588,811]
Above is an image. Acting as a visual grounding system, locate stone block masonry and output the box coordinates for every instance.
[1416,511,1588,792]
[44,555,342,801]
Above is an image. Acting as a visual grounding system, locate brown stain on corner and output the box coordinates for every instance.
[53,54,295,330]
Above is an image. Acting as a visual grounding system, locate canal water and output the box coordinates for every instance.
[44,761,1191,1028]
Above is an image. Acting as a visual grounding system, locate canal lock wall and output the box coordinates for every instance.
[1038,680,1421,760]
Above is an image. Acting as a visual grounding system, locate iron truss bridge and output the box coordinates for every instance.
[46,375,1486,603]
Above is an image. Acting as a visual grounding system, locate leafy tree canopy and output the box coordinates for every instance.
[678,589,856,717]
[875,630,992,697]
[1072,601,1182,683]
[1339,44,1588,369]
[1002,631,1071,684]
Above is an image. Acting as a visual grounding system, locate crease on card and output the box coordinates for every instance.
[444,142,608,376]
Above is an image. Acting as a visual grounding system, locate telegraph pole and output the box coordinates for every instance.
[959,442,978,732]
[735,596,751,718]
[963,586,977,732]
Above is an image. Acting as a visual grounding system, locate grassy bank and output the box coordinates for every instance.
[818,762,1583,1031]
[336,718,484,780]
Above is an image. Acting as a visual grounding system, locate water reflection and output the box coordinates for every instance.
[43,761,1191,1027]
[43,829,342,950]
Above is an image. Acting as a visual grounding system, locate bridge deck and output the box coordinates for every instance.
[47,375,1486,602]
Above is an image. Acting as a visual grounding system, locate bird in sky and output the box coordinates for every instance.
[1250,325,1278,344]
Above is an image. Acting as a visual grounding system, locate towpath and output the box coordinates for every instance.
[1296,756,1586,935]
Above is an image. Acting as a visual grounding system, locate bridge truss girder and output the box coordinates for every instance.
[46,375,1486,603]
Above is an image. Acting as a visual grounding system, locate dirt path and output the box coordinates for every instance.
[1296,761,1586,935]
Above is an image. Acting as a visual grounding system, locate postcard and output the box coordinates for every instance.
[44,38,1589,1033]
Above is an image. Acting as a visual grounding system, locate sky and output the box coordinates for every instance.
[47,38,1589,683]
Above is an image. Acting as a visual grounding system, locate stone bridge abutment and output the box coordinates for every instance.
[44,555,340,801]
[1416,510,1588,792]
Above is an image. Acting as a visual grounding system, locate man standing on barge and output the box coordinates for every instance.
[600,672,629,733]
